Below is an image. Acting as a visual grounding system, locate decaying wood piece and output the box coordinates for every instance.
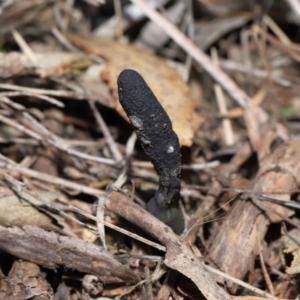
[209,137,300,291]
[0,225,140,284]
[106,191,231,300]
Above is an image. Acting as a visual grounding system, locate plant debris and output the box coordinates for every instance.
[1,1,300,299]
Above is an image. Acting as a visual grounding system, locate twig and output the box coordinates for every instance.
[0,136,106,147]
[181,161,219,170]
[0,137,39,145]
[93,0,169,38]
[11,28,37,63]
[203,264,278,300]
[96,195,107,250]
[0,94,26,110]
[52,26,105,64]
[256,225,275,295]
[241,28,253,94]
[0,83,87,100]
[88,99,123,162]
[70,205,165,251]
[211,48,234,146]
[133,160,219,170]
[252,25,300,62]
[90,100,131,250]
[0,112,42,141]
[263,15,292,46]
[51,26,80,52]
[220,59,292,87]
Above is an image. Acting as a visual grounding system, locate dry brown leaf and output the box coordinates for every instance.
[0,187,61,230]
[232,297,280,300]
[67,33,194,147]
[243,101,263,152]
[254,139,300,222]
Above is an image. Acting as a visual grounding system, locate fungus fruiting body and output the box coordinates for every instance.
[117,69,184,234]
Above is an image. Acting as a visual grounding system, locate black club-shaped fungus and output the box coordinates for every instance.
[117,69,184,234]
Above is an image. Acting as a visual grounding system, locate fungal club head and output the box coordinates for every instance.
[117,69,184,234]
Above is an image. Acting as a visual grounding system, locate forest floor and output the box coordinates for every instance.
[0,1,300,299]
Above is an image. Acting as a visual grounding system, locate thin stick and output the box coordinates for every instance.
[51,26,79,52]
[263,15,291,46]
[0,91,64,107]
[71,205,165,251]
[256,225,275,295]
[133,160,219,169]
[52,26,105,64]
[0,113,42,141]
[0,95,26,110]
[0,83,86,100]
[252,25,300,62]
[181,161,219,170]
[285,0,300,20]
[0,137,106,147]
[220,59,291,87]
[88,99,123,162]
[11,28,37,63]
[96,195,107,250]
[112,132,136,188]
[203,264,278,300]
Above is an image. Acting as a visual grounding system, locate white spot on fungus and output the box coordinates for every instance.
[167,146,174,153]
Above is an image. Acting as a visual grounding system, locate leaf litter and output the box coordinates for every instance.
[0,1,300,299]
